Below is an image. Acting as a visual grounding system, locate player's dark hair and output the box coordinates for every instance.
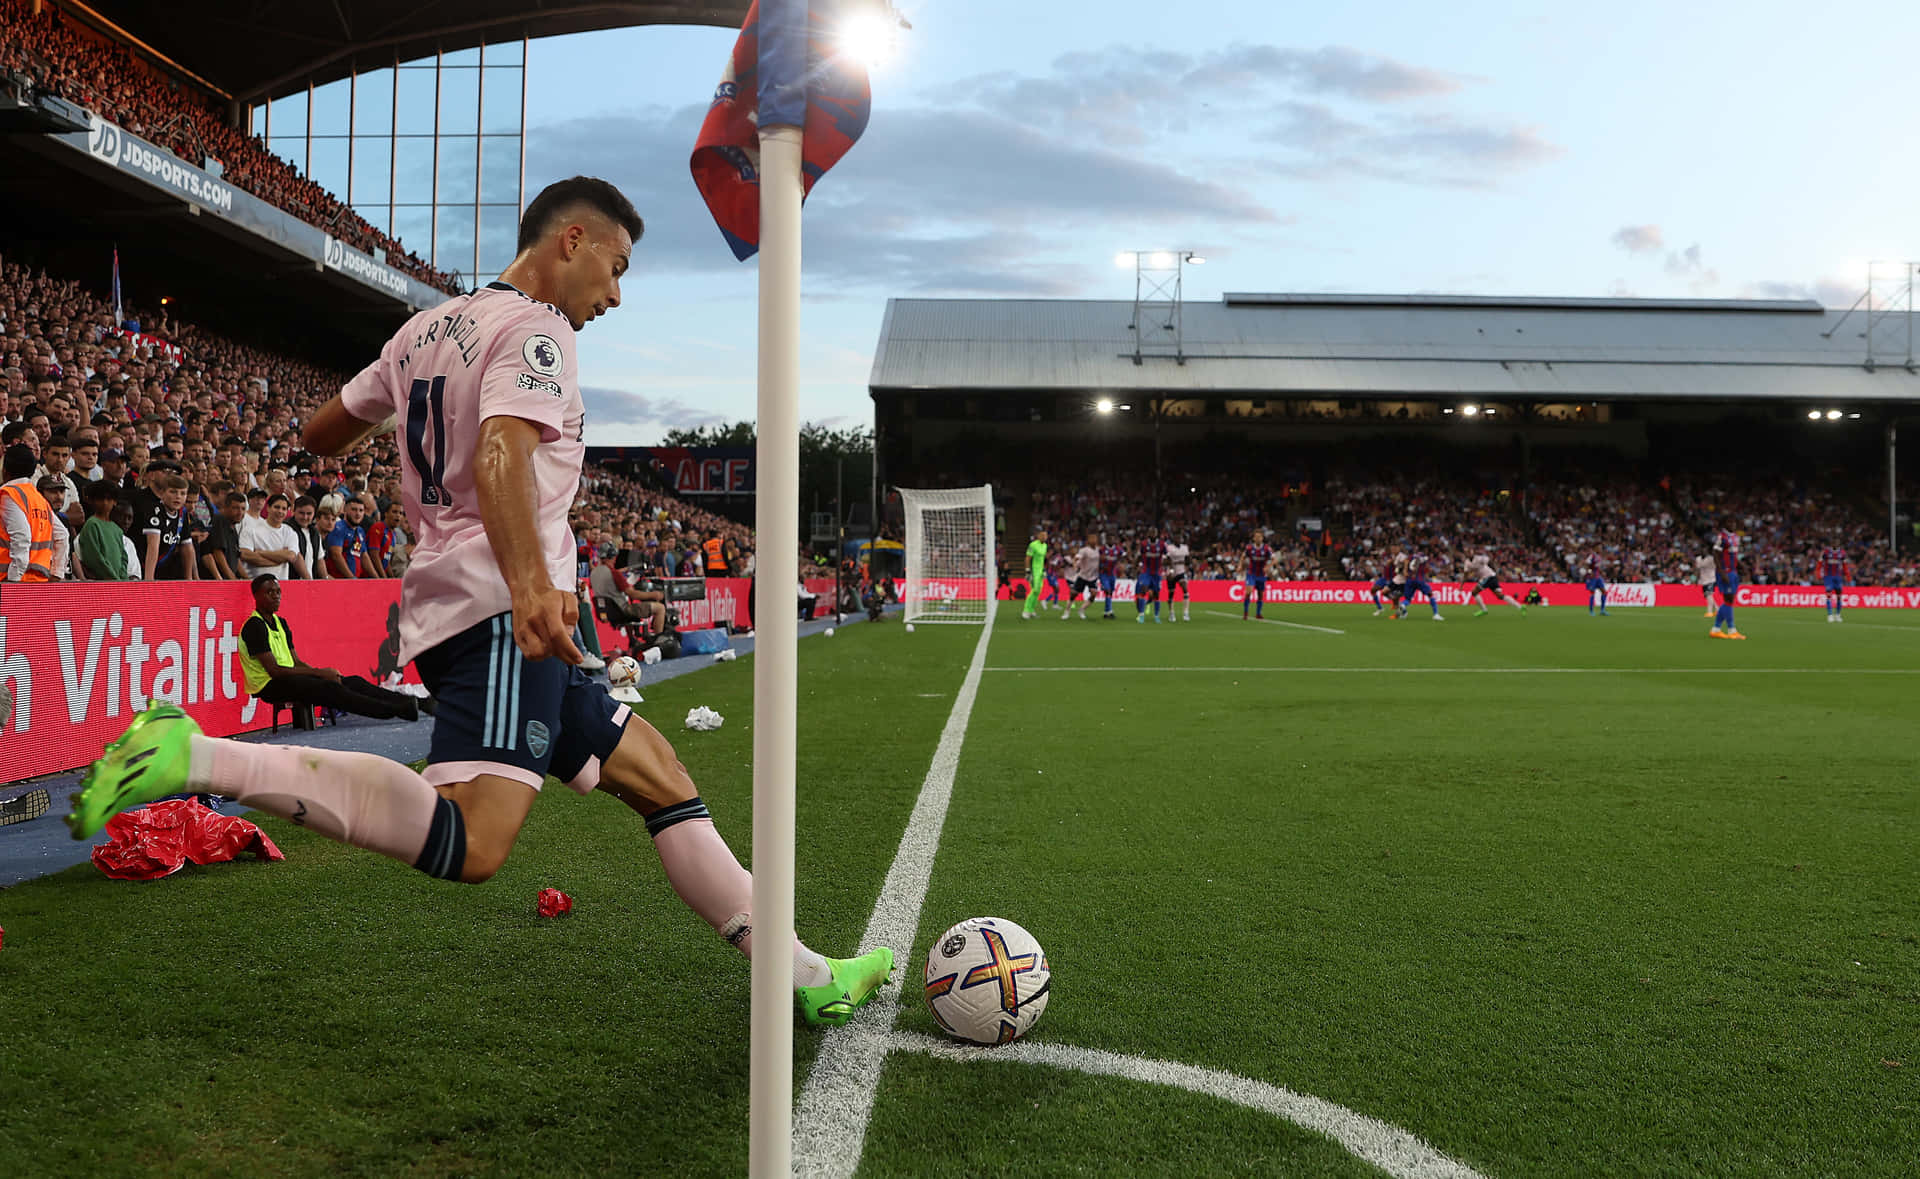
[517,176,644,254]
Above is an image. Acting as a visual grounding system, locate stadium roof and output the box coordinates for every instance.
[868,294,1920,405]
[73,1,752,103]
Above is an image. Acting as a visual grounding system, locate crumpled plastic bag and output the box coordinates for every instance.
[90,798,284,882]
[641,647,663,665]
[713,649,738,662]
[536,888,573,918]
[684,706,725,731]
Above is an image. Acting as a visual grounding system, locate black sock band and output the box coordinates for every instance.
[645,796,712,838]
[413,795,467,881]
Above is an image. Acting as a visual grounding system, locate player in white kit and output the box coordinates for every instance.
[1694,553,1717,618]
[1463,552,1526,615]
[1164,534,1192,621]
[1064,536,1100,620]
[66,177,893,1026]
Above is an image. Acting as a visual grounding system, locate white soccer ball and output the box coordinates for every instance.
[924,917,1050,1046]
[607,655,642,689]
[905,624,915,633]
[825,627,836,637]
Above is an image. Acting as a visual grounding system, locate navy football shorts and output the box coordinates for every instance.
[412,612,633,793]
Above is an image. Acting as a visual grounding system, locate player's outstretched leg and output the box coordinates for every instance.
[69,703,498,882]
[593,716,893,1026]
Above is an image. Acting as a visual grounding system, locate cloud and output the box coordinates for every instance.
[939,44,1468,148]
[1611,225,1664,254]
[581,385,727,431]
[1612,231,1719,293]
[1743,278,1858,308]
[525,100,1276,295]
[1662,243,1718,292]
[1255,106,1560,187]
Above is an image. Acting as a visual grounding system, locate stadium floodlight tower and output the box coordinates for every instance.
[898,485,996,624]
[1119,249,1204,365]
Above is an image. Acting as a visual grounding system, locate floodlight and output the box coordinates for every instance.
[1186,253,1206,265]
[1114,252,1136,269]
[1849,412,1862,419]
[1096,398,1115,414]
[1826,409,1842,420]
[1148,251,1175,268]
[1807,410,1821,420]
[1462,404,1480,417]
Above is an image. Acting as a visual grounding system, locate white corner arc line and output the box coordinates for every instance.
[792,606,998,1178]
[888,1031,1489,1179]
[1204,608,1346,634]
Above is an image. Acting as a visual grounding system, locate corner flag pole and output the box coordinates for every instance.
[750,118,803,1179]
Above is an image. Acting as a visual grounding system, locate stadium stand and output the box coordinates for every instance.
[0,251,748,582]
[0,0,461,295]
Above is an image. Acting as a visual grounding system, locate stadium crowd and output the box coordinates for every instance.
[0,0,461,294]
[0,252,752,588]
[1328,467,1545,582]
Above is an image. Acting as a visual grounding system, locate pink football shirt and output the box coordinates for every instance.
[340,282,584,663]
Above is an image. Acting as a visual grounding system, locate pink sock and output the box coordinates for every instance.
[652,815,830,988]
[188,736,439,867]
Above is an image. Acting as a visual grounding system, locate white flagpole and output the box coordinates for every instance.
[749,120,804,1179]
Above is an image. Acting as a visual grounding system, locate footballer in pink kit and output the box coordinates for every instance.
[67,177,894,1027]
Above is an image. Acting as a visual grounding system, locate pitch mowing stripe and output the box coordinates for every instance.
[792,607,1000,1178]
[889,1032,1489,1179]
[986,666,1920,674]
[1203,608,1347,634]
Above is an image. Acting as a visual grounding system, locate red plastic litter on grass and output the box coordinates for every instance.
[90,798,284,881]
[536,888,573,918]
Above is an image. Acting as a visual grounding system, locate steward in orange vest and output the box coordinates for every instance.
[0,445,56,582]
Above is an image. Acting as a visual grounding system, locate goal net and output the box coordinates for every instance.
[899,484,996,624]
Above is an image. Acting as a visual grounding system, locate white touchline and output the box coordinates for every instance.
[889,1032,1490,1179]
[792,605,998,1178]
[985,666,1920,674]
[1204,608,1346,634]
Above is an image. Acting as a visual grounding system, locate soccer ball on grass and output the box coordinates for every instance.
[924,917,1050,1045]
[607,655,641,689]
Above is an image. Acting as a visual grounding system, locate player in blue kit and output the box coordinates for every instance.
[1818,545,1850,622]
[1399,550,1442,620]
[1134,530,1166,623]
[1710,526,1746,639]
[1097,534,1124,619]
[1242,531,1274,620]
[1585,553,1608,616]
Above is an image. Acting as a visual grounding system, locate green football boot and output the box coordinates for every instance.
[65,703,200,840]
[796,947,895,1027]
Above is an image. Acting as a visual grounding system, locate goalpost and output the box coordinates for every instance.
[899,484,997,624]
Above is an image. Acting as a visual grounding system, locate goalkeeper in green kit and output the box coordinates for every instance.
[1022,527,1048,619]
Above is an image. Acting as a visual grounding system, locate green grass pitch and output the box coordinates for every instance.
[2,602,1916,1176]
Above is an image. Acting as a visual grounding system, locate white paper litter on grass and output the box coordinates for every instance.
[685,706,725,731]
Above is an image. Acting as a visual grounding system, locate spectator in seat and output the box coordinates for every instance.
[140,472,196,580]
[2,445,58,581]
[326,496,375,578]
[239,575,429,722]
[238,492,307,579]
[287,494,326,578]
[77,478,130,580]
[200,489,248,579]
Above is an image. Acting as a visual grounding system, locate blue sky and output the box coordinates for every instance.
[516,0,1920,444]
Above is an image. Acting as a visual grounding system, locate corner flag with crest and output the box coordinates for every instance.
[690,0,872,261]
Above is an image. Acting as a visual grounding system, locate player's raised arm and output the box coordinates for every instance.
[475,414,581,664]
[302,395,391,458]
